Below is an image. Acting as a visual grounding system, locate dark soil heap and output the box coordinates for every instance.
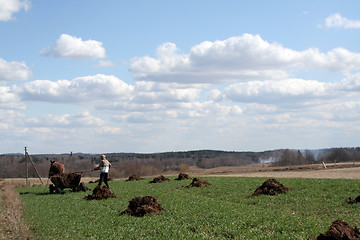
[252,178,289,196]
[317,220,360,240]
[126,174,144,181]
[120,196,164,217]
[84,186,117,200]
[348,195,360,204]
[186,177,211,188]
[149,175,170,183]
[174,173,191,180]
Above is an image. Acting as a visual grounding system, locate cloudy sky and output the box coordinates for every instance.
[1,1,360,154]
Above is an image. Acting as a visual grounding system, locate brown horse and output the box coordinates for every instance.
[49,160,65,178]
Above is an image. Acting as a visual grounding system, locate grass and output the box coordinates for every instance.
[17,177,360,239]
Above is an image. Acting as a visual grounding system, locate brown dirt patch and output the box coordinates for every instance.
[0,183,34,240]
[186,177,211,188]
[149,175,170,183]
[126,175,144,181]
[317,220,360,240]
[175,173,191,180]
[252,178,289,196]
[84,186,117,200]
[184,163,360,179]
[120,196,164,217]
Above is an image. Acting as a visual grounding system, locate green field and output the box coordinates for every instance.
[18,177,360,239]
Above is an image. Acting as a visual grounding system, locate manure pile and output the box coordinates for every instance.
[120,196,164,217]
[149,175,170,183]
[186,177,210,188]
[126,174,144,181]
[317,220,360,240]
[84,186,117,200]
[174,173,191,180]
[252,178,289,196]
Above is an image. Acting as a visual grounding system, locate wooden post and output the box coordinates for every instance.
[25,147,29,186]
[25,148,44,185]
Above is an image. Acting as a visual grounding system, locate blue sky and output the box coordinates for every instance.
[1,1,360,154]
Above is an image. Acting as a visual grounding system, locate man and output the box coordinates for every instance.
[94,155,112,188]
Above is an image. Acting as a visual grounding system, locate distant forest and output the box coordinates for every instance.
[1,148,360,179]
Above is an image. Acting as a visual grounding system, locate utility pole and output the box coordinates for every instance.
[24,147,44,185]
[25,147,29,186]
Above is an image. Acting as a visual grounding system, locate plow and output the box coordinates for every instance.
[48,160,91,194]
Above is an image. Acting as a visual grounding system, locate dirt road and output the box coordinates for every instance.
[0,183,33,240]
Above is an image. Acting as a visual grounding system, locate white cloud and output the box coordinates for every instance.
[229,105,243,116]
[14,74,133,103]
[40,34,106,60]
[93,60,116,68]
[96,126,123,135]
[336,72,360,91]
[0,109,24,130]
[12,74,206,118]
[25,111,104,128]
[243,103,278,115]
[206,89,223,102]
[224,74,360,106]
[0,0,30,21]
[317,101,360,122]
[129,34,360,84]
[0,58,32,83]
[324,48,360,72]
[132,81,200,104]
[0,86,25,109]
[325,13,360,29]
[225,78,329,105]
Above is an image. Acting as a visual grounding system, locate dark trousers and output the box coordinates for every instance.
[98,172,109,188]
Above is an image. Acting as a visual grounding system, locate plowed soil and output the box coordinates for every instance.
[149,175,170,183]
[252,178,289,196]
[84,186,117,200]
[175,173,191,180]
[126,175,144,181]
[0,183,33,240]
[186,177,211,188]
[120,196,164,217]
[200,164,360,179]
[317,220,360,240]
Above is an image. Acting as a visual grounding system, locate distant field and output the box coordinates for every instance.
[3,162,360,188]
[17,176,360,239]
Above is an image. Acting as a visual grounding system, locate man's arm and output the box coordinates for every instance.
[94,161,103,170]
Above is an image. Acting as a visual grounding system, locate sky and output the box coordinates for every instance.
[1,1,360,154]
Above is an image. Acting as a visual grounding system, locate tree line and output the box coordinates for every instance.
[1,148,359,178]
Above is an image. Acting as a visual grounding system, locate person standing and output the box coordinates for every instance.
[94,155,112,188]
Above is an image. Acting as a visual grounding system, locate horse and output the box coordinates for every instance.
[49,160,65,178]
